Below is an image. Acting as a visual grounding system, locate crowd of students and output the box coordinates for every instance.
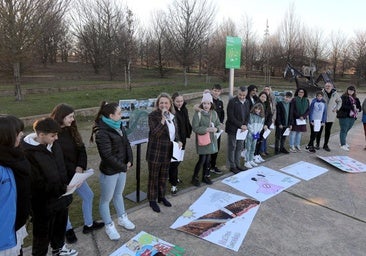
[1,82,365,255]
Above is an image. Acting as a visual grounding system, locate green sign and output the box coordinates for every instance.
[225,36,242,69]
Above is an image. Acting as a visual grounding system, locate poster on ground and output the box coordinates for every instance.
[109,231,185,256]
[317,155,366,173]
[170,188,260,252]
[222,166,301,202]
[280,161,328,181]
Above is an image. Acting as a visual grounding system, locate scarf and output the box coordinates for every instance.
[102,115,122,130]
[295,96,308,115]
[349,96,358,118]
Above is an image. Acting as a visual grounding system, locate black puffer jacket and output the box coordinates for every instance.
[22,134,72,214]
[336,95,361,119]
[95,119,133,175]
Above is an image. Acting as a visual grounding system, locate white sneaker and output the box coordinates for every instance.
[253,156,261,164]
[257,155,265,162]
[250,161,258,167]
[105,222,120,240]
[295,145,302,151]
[244,162,253,169]
[118,213,135,230]
[340,145,349,151]
[289,146,297,153]
[53,244,78,256]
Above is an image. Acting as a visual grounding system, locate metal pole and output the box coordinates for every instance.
[229,68,234,98]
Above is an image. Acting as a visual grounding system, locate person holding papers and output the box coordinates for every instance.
[146,93,182,213]
[50,104,103,243]
[168,92,192,195]
[305,92,327,153]
[225,86,250,174]
[289,88,309,152]
[254,91,273,163]
[244,103,265,169]
[22,118,78,256]
[274,91,293,154]
[191,92,221,186]
[90,102,134,240]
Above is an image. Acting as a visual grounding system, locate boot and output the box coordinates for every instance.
[202,175,213,185]
[191,176,200,187]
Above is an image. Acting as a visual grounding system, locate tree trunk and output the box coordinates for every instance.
[14,62,23,101]
[184,67,188,87]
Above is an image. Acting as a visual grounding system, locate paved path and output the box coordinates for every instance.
[24,122,366,256]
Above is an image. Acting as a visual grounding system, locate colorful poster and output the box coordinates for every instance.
[109,231,185,256]
[317,155,366,173]
[170,188,260,252]
[280,161,328,181]
[222,166,301,202]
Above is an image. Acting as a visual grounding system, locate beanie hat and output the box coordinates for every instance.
[201,92,213,103]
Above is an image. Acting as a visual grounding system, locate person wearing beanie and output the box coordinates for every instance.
[336,86,361,151]
[191,90,221,186]
[50,104,104,244]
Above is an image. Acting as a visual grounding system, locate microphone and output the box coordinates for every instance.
[163,111,171,123]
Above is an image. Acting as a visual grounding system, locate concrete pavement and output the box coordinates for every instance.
[24,122,366,256]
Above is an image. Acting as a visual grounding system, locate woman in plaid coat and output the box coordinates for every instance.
[146,93,182,213]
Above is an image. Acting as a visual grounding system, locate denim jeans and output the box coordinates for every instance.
[339,118,355,146]
[66,181,94,230]
[99,172,127,225]
[289,131,302,147]
[245,135,257,162]
[227,134,244,168]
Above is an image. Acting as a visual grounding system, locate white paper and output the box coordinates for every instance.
[236,129,248,140]
[283,128,291,136]
[215,129,224,139]
[296,118,307,125]
[262,129,271,139]
[313,120,321,132]
[62,169,94,196]
[172,141,184,162]
[269,123,275,129]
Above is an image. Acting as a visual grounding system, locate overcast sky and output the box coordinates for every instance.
[125,0,365,38]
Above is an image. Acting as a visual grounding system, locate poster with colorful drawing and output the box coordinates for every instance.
[170,188,260,252]
[280,161,328,181]
[222,166,301,202]
[317,155,366,173]
[109,231,185,256]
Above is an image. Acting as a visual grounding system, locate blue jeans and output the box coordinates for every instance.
[245,135,257,162]
[99,172,127,225]
[66,181,94,230]
[339,118,355,146]
[289,131,302,147]
[227,134,244,168]
[260,138,267,153]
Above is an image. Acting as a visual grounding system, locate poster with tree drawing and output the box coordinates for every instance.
[318,155,366,173]
[170,188,260,252]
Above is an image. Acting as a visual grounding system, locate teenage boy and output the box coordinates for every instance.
[209,84,225,175]
[22,117,78,256]
[305,91,327,153]
[274,91,293,154]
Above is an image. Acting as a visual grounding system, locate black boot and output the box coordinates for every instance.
[149,201,160,213]
[191,176,200,187]
[158,197,172,207]
[202,175,213,185]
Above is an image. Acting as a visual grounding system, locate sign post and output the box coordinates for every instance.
[225,36,242,97]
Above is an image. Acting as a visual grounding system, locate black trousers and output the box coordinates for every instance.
[316,122,333,147]
[193,154,210,179]
[210,136,221,168]
[32,202,68,256]
[275,126,287,152]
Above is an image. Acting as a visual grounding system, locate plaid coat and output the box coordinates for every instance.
[146,110,180,164]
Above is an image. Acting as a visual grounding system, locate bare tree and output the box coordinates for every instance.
[0,0,69,101]
[239,15,258,76]
[278,3,303,64]
[165,0,216,86]
[328,31,347,81]
[350,30,366,84]
[304,27,326,69]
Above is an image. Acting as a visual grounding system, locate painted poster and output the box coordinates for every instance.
[109,231,185,256]
[170,188,260,252]
[317,155,366,173]
[280,161,328,181]
[222,166,301,202]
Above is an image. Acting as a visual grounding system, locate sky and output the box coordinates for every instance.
[124,0,366,38]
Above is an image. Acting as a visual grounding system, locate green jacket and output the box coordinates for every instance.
[192,110,221,155]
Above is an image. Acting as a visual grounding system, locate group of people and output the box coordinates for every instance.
[1,82,365,255]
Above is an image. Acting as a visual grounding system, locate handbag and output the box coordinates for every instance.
[197,132,211,146]
[197,111,212,146]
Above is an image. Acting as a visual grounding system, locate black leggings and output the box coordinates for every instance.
[316,122,333,146]
[193,154,210,178]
